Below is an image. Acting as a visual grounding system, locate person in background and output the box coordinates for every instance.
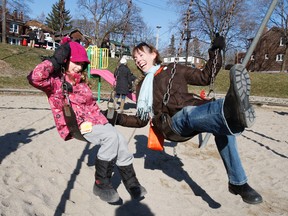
[114,57,136,113]
[27,39,146,204]
[110,42,116,58]
[101,37,111,56]
[28,30,36,48]
[38,30,45,48]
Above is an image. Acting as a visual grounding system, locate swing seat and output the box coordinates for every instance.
[155,112,212,147]
[159,113,196,142]
[63,104,87,142]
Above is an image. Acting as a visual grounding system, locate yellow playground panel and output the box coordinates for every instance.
[87,46,109,72]
[86,46,110,102]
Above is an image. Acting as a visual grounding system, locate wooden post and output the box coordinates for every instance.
[2,0,6,43]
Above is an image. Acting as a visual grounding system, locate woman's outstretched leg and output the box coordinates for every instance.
[215,135,262,204]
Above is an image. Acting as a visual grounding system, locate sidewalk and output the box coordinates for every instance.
[0,94,288,216]
[1,88,288,107]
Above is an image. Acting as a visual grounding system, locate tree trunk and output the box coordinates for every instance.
[2,0,6,43]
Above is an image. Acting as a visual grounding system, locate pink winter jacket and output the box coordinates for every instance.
[27,60,108,140]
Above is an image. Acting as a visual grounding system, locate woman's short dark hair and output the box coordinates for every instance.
[132,42,162,65]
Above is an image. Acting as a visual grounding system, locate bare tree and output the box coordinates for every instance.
[1,0,33,43]
[76,0,146,46]
[169,0,263,66]
[72,18,96,41]
[131,24,155,45]
[36,12,46,24]
[6,0,33,20]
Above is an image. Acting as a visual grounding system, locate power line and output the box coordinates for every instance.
[134,0,176,13]
[160,29,171,37]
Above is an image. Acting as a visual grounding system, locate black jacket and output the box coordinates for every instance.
[114,64,136,95]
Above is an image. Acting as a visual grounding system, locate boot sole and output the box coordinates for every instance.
[229,186,263,204]
[129,185,147,200]
[230,64,255,128]
[138,185,147,198]
[93,184,120,203]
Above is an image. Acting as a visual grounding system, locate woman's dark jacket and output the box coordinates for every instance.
[114,64,136,95]
[118,49,222,134]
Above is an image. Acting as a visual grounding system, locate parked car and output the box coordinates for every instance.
[45,41,60,50]
[34,40,59,50]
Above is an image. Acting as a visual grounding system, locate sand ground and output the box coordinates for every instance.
[0,94,288,216]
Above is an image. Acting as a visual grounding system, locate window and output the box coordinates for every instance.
[8,37,21,45]
[276,54,284,61]
[9,23,19,33]
[265,54,269,60]
[280,37,284,46]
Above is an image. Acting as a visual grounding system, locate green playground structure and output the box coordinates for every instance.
[86,46,110,102]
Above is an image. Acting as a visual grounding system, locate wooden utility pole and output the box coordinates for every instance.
[2,0,6,43]
[59,0,65,35]
[184,12,191,66]
[184,29,191,66]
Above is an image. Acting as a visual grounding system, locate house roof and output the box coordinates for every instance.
[25,20,55,33]
[110,40,129,48]
[54,28,84,37]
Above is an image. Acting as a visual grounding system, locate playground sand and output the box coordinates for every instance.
[0,94,288,216]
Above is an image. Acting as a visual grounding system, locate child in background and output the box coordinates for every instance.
[27,39,146,203]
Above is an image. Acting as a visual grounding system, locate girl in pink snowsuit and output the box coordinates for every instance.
[28,39,146,203]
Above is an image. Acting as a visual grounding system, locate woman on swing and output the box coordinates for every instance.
[106,35,263,205]
[27,38,146,203]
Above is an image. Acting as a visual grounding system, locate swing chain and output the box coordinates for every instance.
[61,67,71,105]
[163,66,176,105]
[220,0,237,37]
[163,0,194,105]
[207,0,237,98]
[207,48,219,98]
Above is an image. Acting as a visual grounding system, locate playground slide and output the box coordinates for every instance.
[90,69,137,102]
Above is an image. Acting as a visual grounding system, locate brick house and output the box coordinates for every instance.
[236,27,288,72]
[0,8,56,47]
[0,8,26,45]
[163,56,206,69]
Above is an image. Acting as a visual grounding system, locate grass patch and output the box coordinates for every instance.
[0,43,287,98]
[0,43,52,73]
[0,76,32,89]
[189,69,288,98]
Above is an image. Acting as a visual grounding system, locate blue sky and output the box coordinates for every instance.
[28,0,179,45]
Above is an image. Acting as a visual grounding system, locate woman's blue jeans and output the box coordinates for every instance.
[171,98,247,185]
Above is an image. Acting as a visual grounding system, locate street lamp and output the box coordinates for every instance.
[156,26,161,50]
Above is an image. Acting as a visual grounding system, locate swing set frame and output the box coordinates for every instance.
[61,0,279,145]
